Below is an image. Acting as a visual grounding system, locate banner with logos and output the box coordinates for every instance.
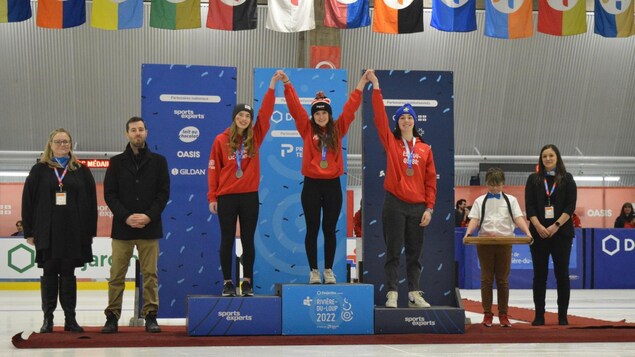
[141,64,234,317]
[457,228,584,289]
[361,70,455,307]
[253,68,348,294]
[591,228,635,288]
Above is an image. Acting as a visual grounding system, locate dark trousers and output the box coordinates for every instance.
[530,233,573,316]
[301,177,342,270]
[218,192,259,280]
[382,192,426,292]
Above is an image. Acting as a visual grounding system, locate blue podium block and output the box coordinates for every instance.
[374,306,465,334]
[276,284,374,335]
[186,295,281,336]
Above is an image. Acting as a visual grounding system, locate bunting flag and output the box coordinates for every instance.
[91,0,143,30]
[537,0,587,36]
[594,0,635,38]
[36,0,85,28]
[373,0,423,34]
[484,0,533,39]
[430,0,476,32]
[207,0,257,31]
[324,0,370,29]
[1,0,32,22]
[266,0,315,32]
[150,0,201,30]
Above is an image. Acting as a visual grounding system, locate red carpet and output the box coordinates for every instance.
[12,299,635,349]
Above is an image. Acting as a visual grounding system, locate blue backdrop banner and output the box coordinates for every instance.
[591,229,635,288]
[141,64,235,317]
[361,70,455,306]
[253,68,348,294]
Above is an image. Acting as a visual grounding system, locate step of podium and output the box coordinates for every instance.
[374,306,465,334]
[186,295,281,336]
[275,283,374,335]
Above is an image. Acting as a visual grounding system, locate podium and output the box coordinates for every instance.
[276,283,374,335]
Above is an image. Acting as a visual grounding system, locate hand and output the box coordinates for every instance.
[546,223,560,237]
[270,71,284,88]
[366,70,379,87]
[419,210,432,227]
[536,224,551,239]
[209,202,218,214]
[26,237,35,246]
[277,70,289,84]
[126,214,149,229]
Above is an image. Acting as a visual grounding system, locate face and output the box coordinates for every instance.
[541,148,558,171]
[16,222,23,232]
[313,111,330,128]
[625,206,633,215]
[126,121,147,149]
[458,201,466,209]
[234,111,252,133]
[487,183,504,195]
[51,132,71,158]
[398,114,415,135]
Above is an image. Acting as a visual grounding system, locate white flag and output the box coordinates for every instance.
[266,0,315,32]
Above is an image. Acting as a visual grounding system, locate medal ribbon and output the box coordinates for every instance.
[235,140,244,175]
[402,137,415,172]
[53,158,69,192]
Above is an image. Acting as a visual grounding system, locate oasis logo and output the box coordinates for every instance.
[177,151,201,159]
[602,235,635,256]
[179,126,200,143]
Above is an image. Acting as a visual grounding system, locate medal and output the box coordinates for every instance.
[236,169,243,178]
[406,168,414,176]
[320,160,328,169]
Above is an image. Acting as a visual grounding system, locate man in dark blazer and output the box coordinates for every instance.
[101,117,170,333]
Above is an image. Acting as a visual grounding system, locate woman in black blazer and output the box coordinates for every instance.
[525,144,577,326]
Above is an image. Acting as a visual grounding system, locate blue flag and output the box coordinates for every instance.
[431,0,476,32]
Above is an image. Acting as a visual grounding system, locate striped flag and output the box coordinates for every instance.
[373,0,423,34]
[1,0,32,22]
[150,0,201,30]
[324,0,370,29]
[207,0,257,31]
[430,0,476,32]
[91,0,143,30]
[537,0,587,36]
[266,0,315,32]
[594,0,635,38]
[36,0,85,28]
[484,0,533,39]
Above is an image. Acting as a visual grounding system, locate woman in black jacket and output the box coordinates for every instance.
[525,144,577,326]
[614,202,634,228]
[22,128,97,333]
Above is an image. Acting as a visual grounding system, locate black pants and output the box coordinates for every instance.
[530,233,573,315]
[302,177,342,270]
[382,192,426,292]
[218,192,259,280]
[42,259,75,277]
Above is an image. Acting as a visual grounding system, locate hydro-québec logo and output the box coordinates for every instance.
[602,235,635,256]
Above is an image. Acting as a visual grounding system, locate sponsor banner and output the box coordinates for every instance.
[142,64,235,318]
[593,228,635,288]
[253,68,348,294]
[279,284,373,335]
[187,296,281,335]
[374,306,465,334]
[361,70,455,307]
[0,238,135,280]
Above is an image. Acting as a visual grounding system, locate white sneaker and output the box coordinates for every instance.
[309,269,321,284]
[323,269,336,284]
[408,291,431,308]
[385,291,398,308]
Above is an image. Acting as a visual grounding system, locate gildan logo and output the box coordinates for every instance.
[602,235,635,256]
[490,0,527,14]
[599,0,632,14]
[440,0,470,8]
[383,0,414,10]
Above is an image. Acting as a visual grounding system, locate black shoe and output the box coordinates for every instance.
[531,317,545,326]
[241,281,254,296]
[558,316,569,325]
[101,312,118,333]
[40,316,54,333]
[222,281,236,297]
[64,318,84,333]
[145,312,161,333]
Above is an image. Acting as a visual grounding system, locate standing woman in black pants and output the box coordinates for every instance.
[525,144,577,326]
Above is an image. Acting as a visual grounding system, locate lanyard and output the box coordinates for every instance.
[53,158,69,191]
[543,179,557,206]
[321,145,327,162]
[235,140,244,173]
[402,137,416,170]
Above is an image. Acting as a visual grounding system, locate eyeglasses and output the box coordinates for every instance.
[52,140,70,145]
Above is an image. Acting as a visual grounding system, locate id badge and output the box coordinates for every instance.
[55,191,67,206]
[544,206,554,219]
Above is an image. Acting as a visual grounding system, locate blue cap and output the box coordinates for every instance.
[394,103,416,121]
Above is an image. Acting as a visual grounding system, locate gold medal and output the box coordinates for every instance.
[236,169,243,178]
[406,168,414,176]
[320,160,328,169]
